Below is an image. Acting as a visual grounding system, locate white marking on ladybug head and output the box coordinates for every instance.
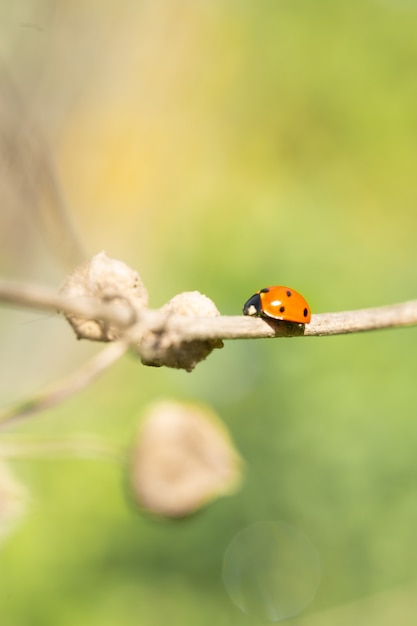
[247,305,257,316]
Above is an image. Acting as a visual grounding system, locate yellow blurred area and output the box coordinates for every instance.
[47,0,417,302]
[58,1,246,214]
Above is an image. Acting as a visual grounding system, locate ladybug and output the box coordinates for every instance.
[243,286,311,324]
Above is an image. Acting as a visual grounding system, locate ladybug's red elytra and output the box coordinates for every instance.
[243,286,311,324]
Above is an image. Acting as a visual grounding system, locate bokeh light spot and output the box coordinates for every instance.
[223,521,321,622]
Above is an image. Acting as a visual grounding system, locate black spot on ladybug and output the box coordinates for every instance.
[286,290,292,297]
[260,288,269,293]
[303,308,308,317]
[279,306,285,313]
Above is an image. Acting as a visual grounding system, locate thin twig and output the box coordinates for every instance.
[0,434,125,463]
[0,339,129,429]
[0,68,87,267]
[0,280,132,327]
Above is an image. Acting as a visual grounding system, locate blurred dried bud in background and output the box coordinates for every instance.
[60,251,148,341]
[0,462,29,545]
[140,291,224,371]
[130,400,243,518]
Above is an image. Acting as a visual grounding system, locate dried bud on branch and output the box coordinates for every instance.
[129,400,242,518]
[59,251,148,341]
[1,264,417,411]
[139,291,224,371]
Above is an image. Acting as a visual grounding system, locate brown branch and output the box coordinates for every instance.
[0,279,417,340]
[0,278,416,427]
[164,300,417,340]
[0,280,133,327]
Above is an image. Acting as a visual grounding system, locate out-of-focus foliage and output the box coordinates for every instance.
[1,0,417,624]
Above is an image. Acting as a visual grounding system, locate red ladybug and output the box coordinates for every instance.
[243,286,311,324]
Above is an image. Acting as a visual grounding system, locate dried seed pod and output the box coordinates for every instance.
[140,291,223,371]
[161,291,222,318]
[60,251,148,341]
[130,400,242,518]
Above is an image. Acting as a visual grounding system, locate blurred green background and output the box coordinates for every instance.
[1,0,417,624]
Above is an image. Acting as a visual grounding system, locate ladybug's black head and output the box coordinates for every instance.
[243,292,262,317]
